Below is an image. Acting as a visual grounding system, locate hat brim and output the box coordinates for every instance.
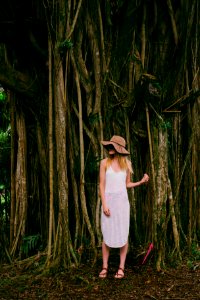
[101,141,130,155]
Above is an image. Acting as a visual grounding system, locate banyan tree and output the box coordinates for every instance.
[0,0,199,271]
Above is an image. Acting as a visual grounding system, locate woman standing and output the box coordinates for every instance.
[99,135,149,279]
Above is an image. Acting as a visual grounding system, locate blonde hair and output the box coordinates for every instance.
[106,154,133,173]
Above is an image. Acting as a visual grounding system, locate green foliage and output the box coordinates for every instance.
[0,183,5,190]
[0,89,10,231]
[187,260,194,270]
[58,39,73,56]
[187,242,200,270]
[0,188,7,217]
[88,113,100,126]
[0,130,9,145]
[57,39,73,59]
[159,121,172,130]
[20,234,42,258]
[191,243,200,260]
[0,91,6,102]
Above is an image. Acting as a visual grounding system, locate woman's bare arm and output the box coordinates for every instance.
[126,171,149,188]
[99,159,110,216]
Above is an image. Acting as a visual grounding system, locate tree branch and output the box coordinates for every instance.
[0,63,38,97]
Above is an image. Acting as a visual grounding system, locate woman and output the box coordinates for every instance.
[99,135,149,279]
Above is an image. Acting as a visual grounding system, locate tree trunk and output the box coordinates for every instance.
[10,92,16,246]
[47,37,54,265]
[11,109,27,257]
[71,50,97,263]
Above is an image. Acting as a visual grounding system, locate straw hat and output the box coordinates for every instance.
[101,135,130,155]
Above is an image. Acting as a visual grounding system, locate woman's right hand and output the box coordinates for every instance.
[103,206,110,217]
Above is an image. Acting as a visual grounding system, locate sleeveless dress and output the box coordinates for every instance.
[101,166,130,248]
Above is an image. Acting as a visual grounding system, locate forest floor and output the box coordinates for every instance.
[0,249,199,300]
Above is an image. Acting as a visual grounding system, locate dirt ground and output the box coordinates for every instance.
[0,251,199,300]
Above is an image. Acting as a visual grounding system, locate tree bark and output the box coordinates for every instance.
[71,50,97,263]
[47,37,54,265]
[11,109,27,257]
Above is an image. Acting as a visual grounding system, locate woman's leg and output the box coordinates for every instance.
[115,242,128,278]
[119,242,128,268]
[102,241,110,267]
[99,241,110,277]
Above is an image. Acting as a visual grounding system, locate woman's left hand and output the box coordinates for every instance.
[141,173,149,184]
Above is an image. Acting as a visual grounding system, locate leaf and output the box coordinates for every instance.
[0,91,6,102]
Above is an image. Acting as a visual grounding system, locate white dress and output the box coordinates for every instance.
[101,166,130,248]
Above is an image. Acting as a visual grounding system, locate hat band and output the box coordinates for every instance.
[112,141,126,148]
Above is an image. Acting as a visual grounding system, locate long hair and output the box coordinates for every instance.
[106,154,133,173]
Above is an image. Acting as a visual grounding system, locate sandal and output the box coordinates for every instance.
[114,267,124,279]
[99,267,108,278]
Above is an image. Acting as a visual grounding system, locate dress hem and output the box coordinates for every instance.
[104,240,128,248]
